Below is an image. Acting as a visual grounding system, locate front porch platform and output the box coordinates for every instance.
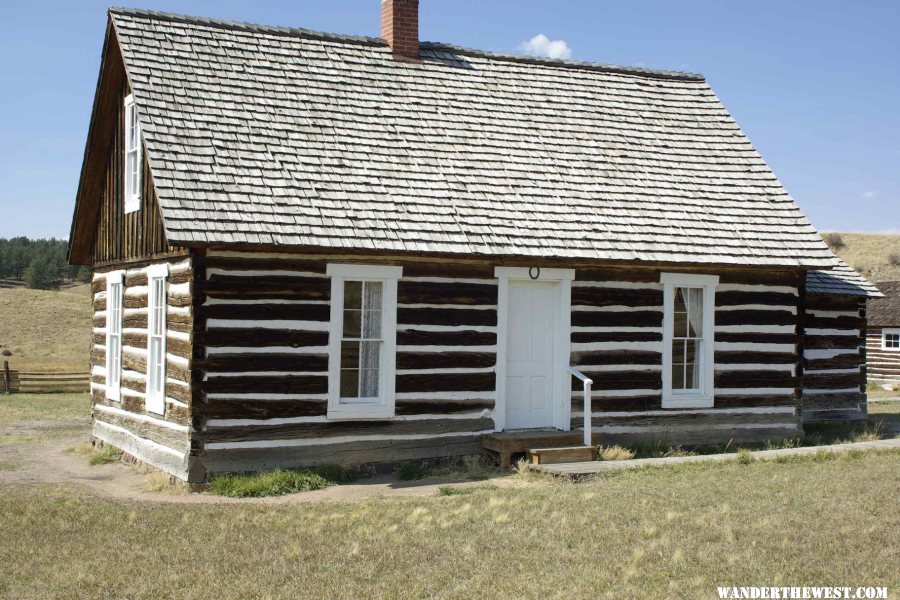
[528,437,900,478]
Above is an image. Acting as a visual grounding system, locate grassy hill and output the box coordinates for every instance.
[827,232,900,283]
[0,285,91,372]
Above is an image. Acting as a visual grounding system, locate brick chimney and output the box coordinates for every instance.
[381,0,420,60]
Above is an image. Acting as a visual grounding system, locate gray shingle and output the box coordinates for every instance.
[112,7,837,267]
[806,258,882,297]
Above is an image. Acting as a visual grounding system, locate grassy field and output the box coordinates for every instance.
[0,286,91,372]
[829,232,900,282]
[0,392,90,423]
[0,451,897,598]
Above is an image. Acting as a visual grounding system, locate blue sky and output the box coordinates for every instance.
[0,0,898,239]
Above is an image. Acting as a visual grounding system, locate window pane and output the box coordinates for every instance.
[673,288,687,337]
[344,281,362,310]
[343,309,361,338]
[364,281,383,311]
[340,369,359,398]
[686,288,703,337]
[362,309,382,339]
[684,339,700,390]
[359,369,379,398]
[341,341,359,370]
[672,339,685,390]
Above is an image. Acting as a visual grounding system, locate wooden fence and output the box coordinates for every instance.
[2,362,89,394]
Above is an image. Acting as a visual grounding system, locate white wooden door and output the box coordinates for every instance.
[504,280,558,429]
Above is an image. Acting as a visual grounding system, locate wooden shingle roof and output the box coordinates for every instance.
[868,281,900,326]
[89,7,838,267]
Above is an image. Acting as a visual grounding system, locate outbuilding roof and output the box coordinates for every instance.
[868,281,900,326]
[75,7,839,267]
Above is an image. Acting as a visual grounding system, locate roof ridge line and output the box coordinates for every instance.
[108,6,705,81]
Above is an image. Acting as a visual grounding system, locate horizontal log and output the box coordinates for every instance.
[804,335,863,350]
[571,310,662,328]
[205,434,484,473]
[198,328,329,348]
[804,354,862,370]
[93,298,107,311]
[397,280,497,306]
[802,392,864,410]
[93,396,191,427]
[570,350,662,366]
[712,395,797,408]
[598,425,800,448]
[396,372,495,393]
[715,371,798,388]
[582,409,798,429]
[717,270,800,286]
[571,331,662,343]
[397,307,497,327]
[571,287,662,308]
[714,351,797,364]
[803,372,863,390]
[803,295,863,311]
[91,279,105,294]
[197,353,329,373]
[197,303,330,322]
[123,333,191,357]
[396,351,495,370]
[200,275,330,300]
[94,412,189,451]
[802,408,866,423]
[805,315,864,330]
[715,290,799,307]
[396,399,494,415]
[715,309,796,327]
[575,268,659,283]
[576,370,662,391]
[205,375,328,395]
[198,417,493,444]
[715,332,800,345]
[396,329,496,347]
[203,399,328,420]
[198,256,327,274]
[123,296,148,309]
[401,262,494,279]
[581,394,663,412]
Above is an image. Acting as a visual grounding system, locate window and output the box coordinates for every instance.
[146,264,168,415]
[326,264,402,419]
[883,329,900,351]
[124,94,141,213]
[661,273,718,408]
[105,271,124,401]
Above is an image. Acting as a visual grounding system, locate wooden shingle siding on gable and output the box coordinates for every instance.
[801,295,867,422]
[89,257,195,479]
[192,252,803,473]
[90,81,180,264]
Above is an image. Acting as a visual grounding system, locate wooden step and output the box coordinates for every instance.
[482,430,583,468]
[528,445,596,465]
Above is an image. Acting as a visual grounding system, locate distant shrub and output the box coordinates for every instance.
[395,461,431,481]
[822,232,845,250]
[889,253,900,267]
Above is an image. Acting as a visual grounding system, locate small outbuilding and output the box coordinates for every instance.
[866,281,900,387]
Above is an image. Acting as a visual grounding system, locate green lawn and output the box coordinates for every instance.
[0,392,89,423]
[1,450,898,598]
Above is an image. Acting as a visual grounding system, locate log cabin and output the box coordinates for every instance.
[866,281,900,386]
[68,4,880,482]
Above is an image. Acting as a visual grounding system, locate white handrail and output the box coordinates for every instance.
[568,366,593,447]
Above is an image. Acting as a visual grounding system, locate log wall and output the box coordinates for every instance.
[800,295,868,422]
[90,256,196,479]
[192,252,803,475]
[866,326,900,385]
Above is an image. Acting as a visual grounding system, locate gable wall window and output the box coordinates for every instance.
[146,264,168,415]
[660,273,719,408]
[105,271,124,401]
[883,329,900,351]
[124,94,141,214]
[326,264,402,419]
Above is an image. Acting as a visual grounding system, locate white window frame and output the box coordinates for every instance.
[326,264,402,420]
[123,94,141,214]
[661,273,719,409]
[145,263,168,415]
[882,328,900,351]
[104,271,125,401]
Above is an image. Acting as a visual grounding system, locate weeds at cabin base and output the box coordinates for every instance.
[395,461,431,481]
[209,468,335,498]
[89,446,121,466]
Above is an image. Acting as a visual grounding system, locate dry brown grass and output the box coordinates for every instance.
[828,232,900,282]
[0,451,897,598]
[598,445,636,461]
[0,393,90,423]
[0,287,91,372]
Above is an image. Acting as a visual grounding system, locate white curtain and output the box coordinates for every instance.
[685,288,703,388]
